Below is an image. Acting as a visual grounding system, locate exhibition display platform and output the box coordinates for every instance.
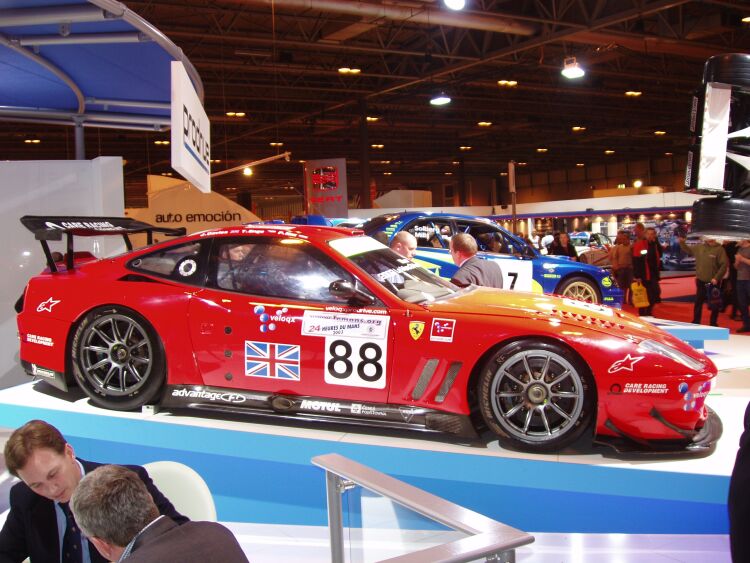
[0,332,745,537]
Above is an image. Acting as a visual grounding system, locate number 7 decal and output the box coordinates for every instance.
[508,272,518,289]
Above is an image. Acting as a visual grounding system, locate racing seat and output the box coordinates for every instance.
[143,461,217,522]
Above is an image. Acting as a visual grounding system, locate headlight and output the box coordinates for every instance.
[637,339,705,371]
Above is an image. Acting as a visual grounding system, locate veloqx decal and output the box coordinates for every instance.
[253,305,298,333]
[409,321,425,341]
[36,298,60,313]
[430,318,456,343]
[607,354,644,373]
[245,341,301,380]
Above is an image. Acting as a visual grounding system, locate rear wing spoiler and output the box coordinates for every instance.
[20,216,186,273]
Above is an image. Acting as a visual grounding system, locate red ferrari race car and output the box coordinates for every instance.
[16,216,721,453]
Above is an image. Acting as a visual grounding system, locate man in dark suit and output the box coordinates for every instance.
[0,420,187,563]
[449,233,504,289]
[71,465,248,563]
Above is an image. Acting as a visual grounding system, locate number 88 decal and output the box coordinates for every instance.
[324,338,387,389]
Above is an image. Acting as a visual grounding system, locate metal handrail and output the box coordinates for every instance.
[311,453,534,563]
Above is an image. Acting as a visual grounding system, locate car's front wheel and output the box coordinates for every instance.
[477,340,595,452]
[71,306,165,411]
[556,276,600,303]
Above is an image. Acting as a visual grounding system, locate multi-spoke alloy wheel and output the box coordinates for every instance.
[558,276,600,303]
[478,340,594,452]
[71,307,165,410]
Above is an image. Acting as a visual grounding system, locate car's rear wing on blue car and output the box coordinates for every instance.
[20,215,186,273]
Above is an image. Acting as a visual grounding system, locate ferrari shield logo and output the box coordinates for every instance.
[409,321,425,341]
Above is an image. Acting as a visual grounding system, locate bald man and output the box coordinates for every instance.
[390,231,418,260]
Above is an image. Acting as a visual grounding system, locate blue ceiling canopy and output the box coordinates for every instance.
[0,0,203,132]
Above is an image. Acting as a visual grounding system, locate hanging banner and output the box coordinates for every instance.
[303,158,348,217]
[171,61,211,193]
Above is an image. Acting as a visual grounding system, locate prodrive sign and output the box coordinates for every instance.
[171,61,211,193]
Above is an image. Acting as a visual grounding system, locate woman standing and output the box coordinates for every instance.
[609,231,634,305]
[548,232,579,261]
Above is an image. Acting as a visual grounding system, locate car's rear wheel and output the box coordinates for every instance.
[478,340,595,452]
[556,276,600,303]
[71,306,165,411]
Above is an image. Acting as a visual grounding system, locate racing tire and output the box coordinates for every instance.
[691,197,750,240]
[703,53,750,89]
[556,276,601,304]
[70,306,165,411]
[477,340,595,452]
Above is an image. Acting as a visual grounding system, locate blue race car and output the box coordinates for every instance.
[363,212,623,307]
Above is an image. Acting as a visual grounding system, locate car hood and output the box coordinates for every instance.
[424,286,653,338]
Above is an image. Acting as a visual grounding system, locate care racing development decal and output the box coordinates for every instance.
[26,334,54,347]
[36,298,60,313]
[607,354,644,373]
[302,311,389,389]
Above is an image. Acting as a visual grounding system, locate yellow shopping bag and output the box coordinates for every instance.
[631,281,650,309]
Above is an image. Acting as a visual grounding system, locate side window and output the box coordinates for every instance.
[210,238,355,302]
[459,222,511,255]
[406,219,451,248]
[128,242,205,285]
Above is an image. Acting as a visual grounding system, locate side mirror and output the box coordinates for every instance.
[329,279,375,305]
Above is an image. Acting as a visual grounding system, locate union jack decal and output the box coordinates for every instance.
[245,341,301,380]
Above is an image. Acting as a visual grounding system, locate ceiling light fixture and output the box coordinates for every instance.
[604,149,615,155]
[338,67,361,74]
[459,145,472,151]
[383,171,392,176]
[443,0,466,10]
[380,160,391,164]
[154,140,170,145]
[625,90,642,97]
[654,130,667,136]
[366,116,379,122]
[571,126,586,132]
[444,171,453,175]
[536,147,548,153]
[497,80,518,87]
[371,144,384,149]
[269,141,284,147]
[477,121,492,127]
[561,57,585,79]
[243,167,253,176]
[742,16,750,23]
[576,163,585,167]
[633,179,643,188]
[516,162,527,166]
[225,111,246,117]
[430,92,451,106]
[664,152,673,156]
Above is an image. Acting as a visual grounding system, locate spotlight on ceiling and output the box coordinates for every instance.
[443,0,466,10]
[561,57,585,79]
[430,92,451,106]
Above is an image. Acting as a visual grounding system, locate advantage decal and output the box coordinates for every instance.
[430,318,456,343]
[36,298,60,313]
[171,388,246,404]
[607,354,644,373]
[27,334,54,347]
[245,341,301,380]
[409,321,425,341]
[302,311,388,339]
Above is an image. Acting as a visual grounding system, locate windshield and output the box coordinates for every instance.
[570,234,589,246]
[328,236,457,303]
